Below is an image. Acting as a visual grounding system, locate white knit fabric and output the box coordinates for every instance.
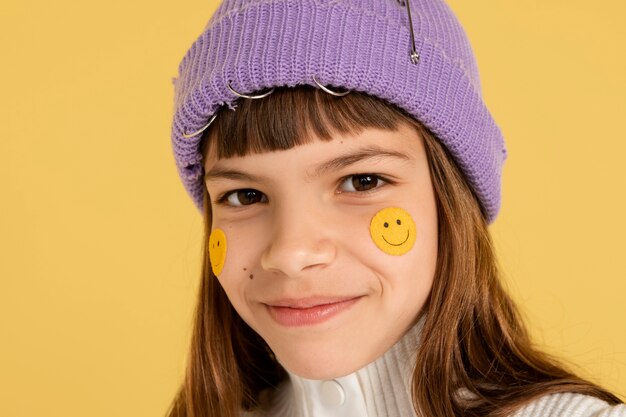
[242,317,626,417]
[513,392,626,417]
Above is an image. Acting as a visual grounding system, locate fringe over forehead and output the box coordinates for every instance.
[200,85,422,161]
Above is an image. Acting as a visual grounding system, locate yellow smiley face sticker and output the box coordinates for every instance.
[369,207,416,255]
[208,228,227,276]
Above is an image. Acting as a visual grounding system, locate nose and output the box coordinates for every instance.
[261,204,337,278]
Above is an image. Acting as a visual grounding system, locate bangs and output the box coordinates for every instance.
[200,85,418,160]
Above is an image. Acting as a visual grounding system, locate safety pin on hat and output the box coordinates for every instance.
[182,77,352,138]
[227,82,276,99]
[312,75,351,97]
[182,113,218,138]
[181,82,274,138]
[397,0,420,64]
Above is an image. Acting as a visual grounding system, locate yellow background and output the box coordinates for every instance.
[1,0,624,415]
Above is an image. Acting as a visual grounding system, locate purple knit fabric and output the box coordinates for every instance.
[170,0,508,224]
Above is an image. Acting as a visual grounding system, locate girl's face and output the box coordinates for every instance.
[204,122,438,380]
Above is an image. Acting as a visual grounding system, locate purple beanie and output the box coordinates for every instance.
[170,0,508,224]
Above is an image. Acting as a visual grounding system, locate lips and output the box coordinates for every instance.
[264,296,362,327]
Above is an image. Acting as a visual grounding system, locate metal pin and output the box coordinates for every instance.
[182,113,218,138]
[227,81,275,99]
[398,0,420,64]
[312,75,351,97]
[182,82,275,138]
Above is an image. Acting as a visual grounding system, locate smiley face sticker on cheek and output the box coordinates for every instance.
[208,228,227,276]
[370,207,417,256]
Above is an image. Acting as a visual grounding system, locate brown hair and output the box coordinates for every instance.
[166,85,622,417]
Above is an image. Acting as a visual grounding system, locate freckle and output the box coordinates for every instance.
[243,267,247,271]
[249,274,254,279]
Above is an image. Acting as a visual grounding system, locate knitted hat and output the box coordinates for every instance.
[170,0,508,224]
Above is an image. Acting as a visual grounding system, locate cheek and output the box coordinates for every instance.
[211,222,271,310]
[343,206,437,294]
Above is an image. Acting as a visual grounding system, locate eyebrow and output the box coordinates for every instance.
[309,146,410,178]
[204,145,411,183]
[204,167,267,183]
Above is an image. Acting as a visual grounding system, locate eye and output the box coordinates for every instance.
[220,189,268,207]
[338,174,387,193]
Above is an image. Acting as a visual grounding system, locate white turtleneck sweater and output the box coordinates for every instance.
[243,318,626,417]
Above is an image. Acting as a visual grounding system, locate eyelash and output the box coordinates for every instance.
[336,173,391,196]
[215,174,392,207]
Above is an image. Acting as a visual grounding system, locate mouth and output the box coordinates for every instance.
[382,230,410,246]
[264,296,363,327]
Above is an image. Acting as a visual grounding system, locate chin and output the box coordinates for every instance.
[273,345,368,380]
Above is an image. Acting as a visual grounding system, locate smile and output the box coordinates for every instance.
[382,230,410,246]
[265,296,363,327]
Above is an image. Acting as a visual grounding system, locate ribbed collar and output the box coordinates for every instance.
[267,315,426,417]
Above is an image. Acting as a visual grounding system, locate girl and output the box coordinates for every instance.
[167,0,625,416]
